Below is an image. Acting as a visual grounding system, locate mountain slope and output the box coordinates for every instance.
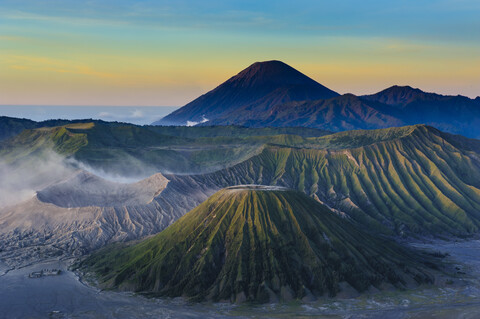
[209,94,402,130]
[166,125,480,237]
[3,122,480,238]
[0,116,38,141]
[0,121,329,175]
[3,124,480,270]
[209,86,480,138]
[153,60,339,125]
[81,187,433,302]
[164,75,480,137]
[0,116,129,141]
[0,170,213,268]
[362,86,480,137]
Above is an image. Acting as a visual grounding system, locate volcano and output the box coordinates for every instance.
[153,60,339,126]
[82,186,433,302]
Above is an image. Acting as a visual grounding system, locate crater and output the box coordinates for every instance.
[225,184,290,191]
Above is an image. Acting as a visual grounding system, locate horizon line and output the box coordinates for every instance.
[0,104,181,107]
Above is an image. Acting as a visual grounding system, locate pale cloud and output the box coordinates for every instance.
[98,111,113,117]
[130,109,144,118]
[96,109,147,122]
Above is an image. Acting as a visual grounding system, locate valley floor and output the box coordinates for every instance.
[1,240,480,319]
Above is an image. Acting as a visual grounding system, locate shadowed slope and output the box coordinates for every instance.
[363,86,480,138]
[183,82,480,138]
[210,94,402,130]
[82,187,433,302]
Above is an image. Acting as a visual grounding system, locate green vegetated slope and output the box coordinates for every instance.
[0,121,329,174]
[3,120,480,237]
[0,123,90,163]
[81,187,433,302]
[147,125,330,138]
[72,124,327,174]
[183,125,480,237]
[0,116,130,141]
[0,116,39,141]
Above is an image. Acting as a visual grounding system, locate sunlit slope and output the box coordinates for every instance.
[0,124,89,162]
[3,121,480,236]
[0,121,329,174]
[183,125,480,236]
[81,187,433,302]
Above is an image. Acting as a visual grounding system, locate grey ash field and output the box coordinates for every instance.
[1,61,480,318]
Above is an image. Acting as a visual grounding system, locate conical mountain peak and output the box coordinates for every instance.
[153,60,338,126]
[82,187,434,303]
[226,60,322,88]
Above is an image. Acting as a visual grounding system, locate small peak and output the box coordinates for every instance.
[341,93,358,98]
[363,85,425,106]
[382,85,422,93]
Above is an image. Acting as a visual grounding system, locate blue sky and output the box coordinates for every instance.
[0,0,479,107]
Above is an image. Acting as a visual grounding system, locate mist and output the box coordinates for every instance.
[65,156,158,184]
[0,149,160,208]
[0,151,76,208]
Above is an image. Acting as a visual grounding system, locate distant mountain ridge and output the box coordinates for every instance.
[153,60,339,126]
[153,61,480,138]
[219,93,402,131]
[0,116,129,142]
[362,85,427,106]
[207,86,480,138]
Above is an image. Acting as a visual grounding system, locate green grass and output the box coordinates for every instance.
[0,122,329,174]
[3,122,480,236]
[0,126,88,162]
[196,125,480,237]
[80,188,433,302]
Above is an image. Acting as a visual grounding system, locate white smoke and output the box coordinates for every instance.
[0,144,166,208]
[65,158,146,184]
[186,115,209,127]
[0,151,77,208]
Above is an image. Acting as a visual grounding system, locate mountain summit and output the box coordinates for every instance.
[153,60,339,125]
[362,85,427,106]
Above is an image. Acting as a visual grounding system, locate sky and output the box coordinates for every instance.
[0,0,479,108]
